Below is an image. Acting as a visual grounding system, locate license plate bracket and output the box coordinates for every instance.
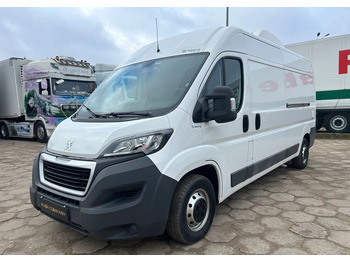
[39,196,69,222]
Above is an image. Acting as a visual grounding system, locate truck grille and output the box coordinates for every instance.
[43,160,91,192]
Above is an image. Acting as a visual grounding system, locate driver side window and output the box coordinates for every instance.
[203,61,223,95]
[203,57,243,110]
[38,79,51,96]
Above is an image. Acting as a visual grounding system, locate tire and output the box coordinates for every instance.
[0,122,9,139]
[35,121,48,143]
[291,138,309,169]
[166,174,216,245]
[325,113,349,133]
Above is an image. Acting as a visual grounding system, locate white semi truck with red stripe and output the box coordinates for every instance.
[287,34,350,133]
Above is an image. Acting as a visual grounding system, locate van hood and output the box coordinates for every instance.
[47,117,170,159]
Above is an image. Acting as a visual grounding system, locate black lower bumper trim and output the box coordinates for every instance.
[30,153,177,240]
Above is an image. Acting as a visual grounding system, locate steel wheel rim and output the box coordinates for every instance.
[186,189,210,232]
[301,143,308,165]
[330,116,347,131]
[37,126,45,140]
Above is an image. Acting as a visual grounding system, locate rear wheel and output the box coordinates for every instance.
[291,138,309,169]
[35,121,48,143]
[0,122,9,139]
[166,174,216,245]
[325,113,349,133]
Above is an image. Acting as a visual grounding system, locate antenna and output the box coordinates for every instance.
[156,18,160,53]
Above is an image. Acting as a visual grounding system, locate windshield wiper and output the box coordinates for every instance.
[80,107,153,119]
[81,104,103,118]
[105,112,154,118]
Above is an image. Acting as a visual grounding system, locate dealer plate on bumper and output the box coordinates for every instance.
[39,196,69,222]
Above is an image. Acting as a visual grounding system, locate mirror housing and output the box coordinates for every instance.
[56,79,65,85]
[193,86,237,123]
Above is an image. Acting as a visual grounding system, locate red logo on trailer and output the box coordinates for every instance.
[339,49,350,74]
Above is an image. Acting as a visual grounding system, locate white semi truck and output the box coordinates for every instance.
[286,34,350,133]
[0,56,96,142]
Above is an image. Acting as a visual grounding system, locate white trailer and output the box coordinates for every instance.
[0,56,96,142]
[286,34,350,133]
[94,63,117,85]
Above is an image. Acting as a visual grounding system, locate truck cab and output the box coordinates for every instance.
[0,56,96,142]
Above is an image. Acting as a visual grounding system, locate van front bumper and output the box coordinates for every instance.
[30,150,177,240]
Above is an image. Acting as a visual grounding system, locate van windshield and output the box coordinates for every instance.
[76,53,208,119]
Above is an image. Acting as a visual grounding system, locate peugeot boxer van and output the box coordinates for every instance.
[30,26,316,244]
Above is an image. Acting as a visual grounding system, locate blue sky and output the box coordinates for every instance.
[1,2,349,64]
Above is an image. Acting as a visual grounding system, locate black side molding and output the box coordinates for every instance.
[231,144,299,188]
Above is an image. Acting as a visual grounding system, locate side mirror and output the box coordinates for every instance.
[56,79,65,85]
[193,86,237,123]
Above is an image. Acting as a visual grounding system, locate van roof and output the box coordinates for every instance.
[121,26,287,66]
[120,26,310,73]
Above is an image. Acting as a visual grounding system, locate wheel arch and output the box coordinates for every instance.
[304,132,310,145]
[176,163,221,204]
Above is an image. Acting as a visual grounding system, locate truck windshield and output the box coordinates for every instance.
[53,79,96,96]
[78,53,208,119]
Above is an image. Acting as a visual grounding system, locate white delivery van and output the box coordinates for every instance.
[30,26,316,244]
[286,34,350,133]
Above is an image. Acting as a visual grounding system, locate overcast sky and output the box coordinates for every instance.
[1,4,349,65]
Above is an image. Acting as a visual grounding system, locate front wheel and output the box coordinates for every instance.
[0,122,9,139]
[291,138,309,169]
[166,175,216,245]
[35,121,48,143]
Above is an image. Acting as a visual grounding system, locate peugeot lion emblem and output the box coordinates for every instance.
[65,139,74,151]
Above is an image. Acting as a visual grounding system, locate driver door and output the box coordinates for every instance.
[200,53,253,200]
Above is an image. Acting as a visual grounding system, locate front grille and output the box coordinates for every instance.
[43,160,91,192]
[38,187,79,206]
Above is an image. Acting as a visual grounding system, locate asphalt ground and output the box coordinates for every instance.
[0,136,350,255]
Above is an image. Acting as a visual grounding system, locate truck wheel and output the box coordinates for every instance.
[35,122,48,143]
[325,113,349,133]
[166,174,215,245]
[291,138,309,169]
[0,122,9,139]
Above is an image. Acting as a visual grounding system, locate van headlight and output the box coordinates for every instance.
[100,129,173,157]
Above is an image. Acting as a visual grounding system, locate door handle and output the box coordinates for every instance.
[243,115,249,133]
[255,113,261,130]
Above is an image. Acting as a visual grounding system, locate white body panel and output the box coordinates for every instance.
[0,58,31,118]
[47,26,315,204]
[48,116,170,159]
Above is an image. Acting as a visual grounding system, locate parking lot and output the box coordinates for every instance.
[1,137,350,255]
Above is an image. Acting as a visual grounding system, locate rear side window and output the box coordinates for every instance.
[202,57,243,110]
